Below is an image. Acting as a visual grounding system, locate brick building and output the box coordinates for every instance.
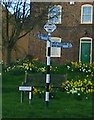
[28,2,94,64]
[2,2,94,64]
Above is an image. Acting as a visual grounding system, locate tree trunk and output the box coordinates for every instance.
[6,47,12,66]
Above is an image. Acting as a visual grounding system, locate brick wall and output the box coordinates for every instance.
[28,2,94,64]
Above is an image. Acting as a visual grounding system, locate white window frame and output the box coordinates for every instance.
[81,4,93,24]
[46,37,61,57]
[79,37,92,63]
[48,5,62,24]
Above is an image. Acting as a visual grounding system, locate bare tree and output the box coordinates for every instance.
[2,1,51,65]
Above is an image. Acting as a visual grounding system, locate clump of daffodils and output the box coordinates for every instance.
[61,79,94,94]
[66,62,94,75]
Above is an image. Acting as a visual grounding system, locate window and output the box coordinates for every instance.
[81,4,93,24]
[46,37,61,57]
[48,5,62,24]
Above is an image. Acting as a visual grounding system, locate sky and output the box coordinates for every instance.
[1,0,30,3]
[1,0,30,15]
[1,0,93,3]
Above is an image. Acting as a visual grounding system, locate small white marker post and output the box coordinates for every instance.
[29,92,32,104]
[21,91,23,103]
[19,86,32,104]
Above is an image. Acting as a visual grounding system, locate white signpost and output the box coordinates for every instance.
[19,86,33,104]
[44,22,57,106]
[37,22,73,107]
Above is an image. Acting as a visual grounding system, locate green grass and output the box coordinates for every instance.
[2,71,93,118]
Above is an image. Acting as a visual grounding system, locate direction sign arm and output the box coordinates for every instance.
[51,41,73,48]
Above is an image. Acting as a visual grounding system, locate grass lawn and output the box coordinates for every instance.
[2,70,93,119]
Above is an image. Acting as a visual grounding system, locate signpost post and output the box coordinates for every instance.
[37,22,73,107]
[44,22,56,107]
